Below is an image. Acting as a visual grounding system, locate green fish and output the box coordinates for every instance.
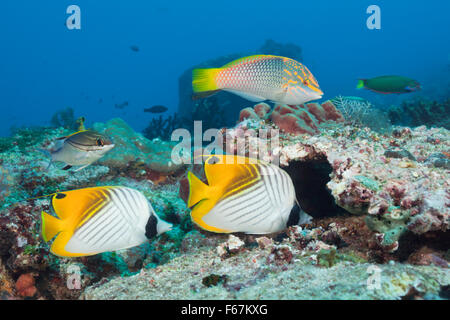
[356,75,421,94]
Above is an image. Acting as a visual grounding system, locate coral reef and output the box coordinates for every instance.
[81,229,449,300]
[221,115,449,257]
[388,97,450,129]
[0,110,448,300]
[239,101,344,135]
[93,118,185,174]
[0,118,192,299]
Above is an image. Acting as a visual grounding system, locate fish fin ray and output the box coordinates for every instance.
[192,68,220,93]
[356,79,366,89]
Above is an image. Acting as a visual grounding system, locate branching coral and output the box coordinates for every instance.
[142,113,181,141]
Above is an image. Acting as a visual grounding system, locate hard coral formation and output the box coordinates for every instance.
[93,118,184,174]
[239,101,344,136]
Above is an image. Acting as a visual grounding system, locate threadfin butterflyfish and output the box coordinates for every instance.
[192,55,323,105]
[186,155,310,234]
[356,75,421,94]
[41,186,172,257]
[45,130,114,171]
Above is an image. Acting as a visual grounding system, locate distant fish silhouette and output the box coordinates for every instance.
[130,45,140,52]
[144,105,168,113]
[115,101,129,109]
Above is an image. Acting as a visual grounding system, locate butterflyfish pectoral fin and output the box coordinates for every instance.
[41,211,63,242]
[187,171,209,208]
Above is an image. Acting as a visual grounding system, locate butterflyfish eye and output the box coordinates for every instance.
[208,156,220,165]
[55,193,66,199]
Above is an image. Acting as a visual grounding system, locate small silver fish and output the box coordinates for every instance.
[46,130,114,171]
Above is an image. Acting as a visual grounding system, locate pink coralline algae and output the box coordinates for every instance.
[239,101,344,135]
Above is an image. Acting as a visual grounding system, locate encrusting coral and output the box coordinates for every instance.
[239,101,344,135]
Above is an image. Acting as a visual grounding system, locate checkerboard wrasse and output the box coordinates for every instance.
[192,55,323,105]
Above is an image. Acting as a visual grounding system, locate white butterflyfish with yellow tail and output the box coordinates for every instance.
[186,155,311,234]
[40,186,172,257]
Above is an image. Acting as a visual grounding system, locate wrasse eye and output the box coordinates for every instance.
[302,79,309,85]
[96,138,104,146]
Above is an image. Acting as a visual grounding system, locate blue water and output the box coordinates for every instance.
[0,0,449,136]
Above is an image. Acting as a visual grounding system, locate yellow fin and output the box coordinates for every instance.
[187,171,209,208]
[190,200,230,233]
[41,211,63,242]
[192,68,220,93]
[51,187,109,221]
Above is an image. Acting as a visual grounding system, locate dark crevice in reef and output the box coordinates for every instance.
[395,230,450,262]
[283,159,350,219]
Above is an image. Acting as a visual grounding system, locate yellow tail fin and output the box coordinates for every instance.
[192,68,220,93]
[356,79,365,89]
[187,171,209,208]
[41,211,63,242]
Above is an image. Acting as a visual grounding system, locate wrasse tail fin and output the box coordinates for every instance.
[356,79,366,89]
[192,68,220,94]
[41,211,63,242]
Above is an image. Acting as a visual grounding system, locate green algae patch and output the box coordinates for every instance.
[354,175,380,191]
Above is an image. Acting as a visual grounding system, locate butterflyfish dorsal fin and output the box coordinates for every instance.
[51,187,111,222]
[203,155,261,195]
